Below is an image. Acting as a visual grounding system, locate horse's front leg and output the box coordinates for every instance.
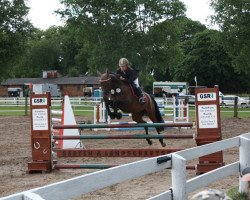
[113,101,122,119]
[105,102,116,119]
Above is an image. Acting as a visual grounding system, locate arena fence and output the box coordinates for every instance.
[2,132,250,200]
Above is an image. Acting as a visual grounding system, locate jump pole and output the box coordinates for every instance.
[52,122,193,130]
[54,148,189,169]
[53,133,194,140]
[54,163,196,170]
[55,148,182,158]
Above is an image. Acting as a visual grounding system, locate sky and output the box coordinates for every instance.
[27,0,214,30]
[27,0,65,30]
[181,0,214,25]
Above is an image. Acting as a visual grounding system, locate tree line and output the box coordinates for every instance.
[0,0,249,93]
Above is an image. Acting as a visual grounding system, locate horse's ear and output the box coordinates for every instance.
[97,70,102,76]
[106,69,110,75]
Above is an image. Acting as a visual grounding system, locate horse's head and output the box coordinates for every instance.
[100,72,120,90]
[99,72,125,101]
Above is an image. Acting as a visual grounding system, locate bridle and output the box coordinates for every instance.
[100,74,122,97]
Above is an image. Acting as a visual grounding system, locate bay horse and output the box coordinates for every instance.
[99,72,166,147]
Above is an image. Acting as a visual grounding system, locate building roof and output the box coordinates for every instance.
[1,76,100,86]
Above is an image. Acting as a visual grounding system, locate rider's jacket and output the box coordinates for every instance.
[116,67,137,84]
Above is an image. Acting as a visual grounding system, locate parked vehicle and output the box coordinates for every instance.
[153,81,188,97]
[8,88,22,97]
[178,95,195,104]
[32,84,61,97]
[221,95,249,108]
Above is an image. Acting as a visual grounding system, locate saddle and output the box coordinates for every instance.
[129,84,140,98]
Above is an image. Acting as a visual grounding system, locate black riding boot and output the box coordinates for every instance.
[137,87,145,104]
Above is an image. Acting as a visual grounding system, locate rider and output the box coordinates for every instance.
[116,58,145,104]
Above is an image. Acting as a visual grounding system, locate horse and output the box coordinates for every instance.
[99,72,166,147]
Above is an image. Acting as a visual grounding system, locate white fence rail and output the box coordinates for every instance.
[0,97,102,106]
[1,132,250,200]
[0,97,101,114]
[1,97,249,115]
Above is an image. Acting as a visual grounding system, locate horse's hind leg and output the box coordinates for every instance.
[146,110,166,147]
[132,113,152,146]
[144,126,152,145]
[157,128,166,147]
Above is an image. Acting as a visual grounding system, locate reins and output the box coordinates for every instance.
[99,78,111,83]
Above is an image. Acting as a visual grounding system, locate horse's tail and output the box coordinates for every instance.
[150,95,164,132]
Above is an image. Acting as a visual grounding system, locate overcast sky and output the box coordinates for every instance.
[27,0,214,30]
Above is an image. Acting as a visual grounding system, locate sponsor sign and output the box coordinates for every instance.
[31,98,47,106]
[197,93,216,101]
[32,109,48,130]
[198,105,218,128]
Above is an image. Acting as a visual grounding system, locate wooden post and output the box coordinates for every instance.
[234,96,238,118]
[28,92,52,173]
[25,96,28,116]
[195,86,224,174]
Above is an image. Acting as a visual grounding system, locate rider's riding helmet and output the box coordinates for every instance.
[119,58,129,67]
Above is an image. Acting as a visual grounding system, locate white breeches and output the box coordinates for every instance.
[133,78,139,88]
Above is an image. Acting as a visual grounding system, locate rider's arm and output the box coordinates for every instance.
[116,69,126,81]
[116,69,121,74]
[116,68,135,84]
[126,68,136,84]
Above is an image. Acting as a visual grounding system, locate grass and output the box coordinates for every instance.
[227,187,249,200]
[0,105,250,118]
[0,106,29,116]
[0,105,95,116]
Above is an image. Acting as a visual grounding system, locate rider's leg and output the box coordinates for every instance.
[133,79,145,104]
[137,87,145,103]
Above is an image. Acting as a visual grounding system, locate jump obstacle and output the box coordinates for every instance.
[94,96,189,131]
[28,87,223,174]
[52,123,194,170]
[50,95,83,149]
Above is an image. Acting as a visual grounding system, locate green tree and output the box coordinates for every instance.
[0,0,32,80]
[176,29,249,93]
[15,27,62,77]
[59,25,88,75]
[211,0,250,73]
[148,17,206,81]
[15,24,92,78]
[58,0,186,78]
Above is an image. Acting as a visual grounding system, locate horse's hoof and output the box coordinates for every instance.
[161,143,166,147]
[116,112,122,119]
[110,113,116,119]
